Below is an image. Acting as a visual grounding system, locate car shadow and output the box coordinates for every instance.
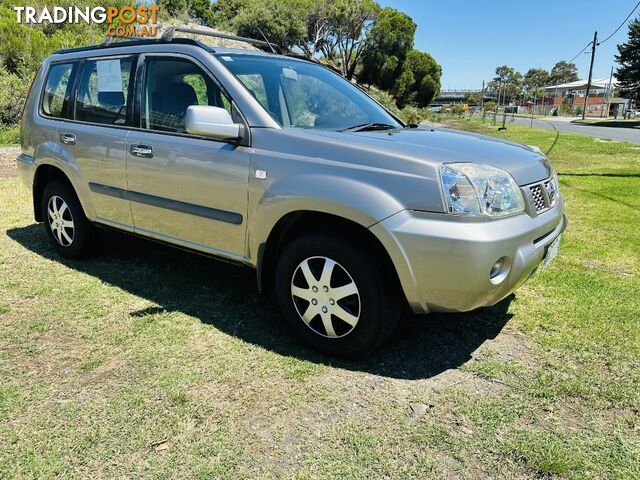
[7,224,514,380]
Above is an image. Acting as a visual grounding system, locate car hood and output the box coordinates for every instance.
[305,126,552,185]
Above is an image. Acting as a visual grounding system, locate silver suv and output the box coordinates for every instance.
[17,31,567,356]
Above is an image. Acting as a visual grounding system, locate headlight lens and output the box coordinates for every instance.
[439,163,525,217]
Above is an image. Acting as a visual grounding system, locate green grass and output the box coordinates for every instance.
[0,126,20,146]
[1,122,639,478]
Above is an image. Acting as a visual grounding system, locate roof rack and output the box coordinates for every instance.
[161,26,282,54]
[53,37,206,55]
[54,26,283,56]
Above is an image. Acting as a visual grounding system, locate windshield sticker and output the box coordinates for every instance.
[282,67,298,80]
[97,59,123,92]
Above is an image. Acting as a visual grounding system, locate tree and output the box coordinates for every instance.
[211,0,307,47]
[358,7,416,91]
[489,65,522,104]
[615,16,640,104]
[324,0,379,80]
[393,49,441,107]
[465,91,483,105]
[523,68,550,90]
[549,60,579,85]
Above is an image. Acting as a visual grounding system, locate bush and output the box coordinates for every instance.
[0,66,29,127]
[0,125,20,145]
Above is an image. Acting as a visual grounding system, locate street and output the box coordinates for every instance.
[506,116,640,145]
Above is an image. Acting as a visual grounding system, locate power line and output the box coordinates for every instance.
[568,41,593,64]
[598,0,640,45]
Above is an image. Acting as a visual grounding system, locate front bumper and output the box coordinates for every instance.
[370,198,567,313]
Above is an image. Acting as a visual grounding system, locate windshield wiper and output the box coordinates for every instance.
[341,122,398,133]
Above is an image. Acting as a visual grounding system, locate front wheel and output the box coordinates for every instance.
[275,232,400,357]
[41,180,94,258]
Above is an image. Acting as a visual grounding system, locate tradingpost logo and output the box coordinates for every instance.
[13,5,160,37]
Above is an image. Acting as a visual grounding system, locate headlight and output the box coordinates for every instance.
[439,163,525,217]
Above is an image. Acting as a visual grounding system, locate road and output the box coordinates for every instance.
[506,116,640,145]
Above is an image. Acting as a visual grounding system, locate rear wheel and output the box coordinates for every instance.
[41,180,93,258]
[275,232,400,357]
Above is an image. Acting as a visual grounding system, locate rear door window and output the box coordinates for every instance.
[42,62,78,119]
[75,57,134,126]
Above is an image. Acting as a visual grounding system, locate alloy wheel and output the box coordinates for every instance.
[291,256,361,338]
[47,195,75,247]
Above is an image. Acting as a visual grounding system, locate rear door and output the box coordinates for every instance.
[125,54,250,259]
[55,55,136,230]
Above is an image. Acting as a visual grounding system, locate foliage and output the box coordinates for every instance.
[393,49,441,108]
[615,16,640,104]
[483,100,497,112]
[523,68,550,98]
[358,7,415,91]
[211,0,440,101]
[157,0,216,26]
[549,60,579,85]
[0,66,29,127]
[488,65,522,104]
[0,125,20,145]
[212,0,307,47]
[0,0,441,129]
[315,0,379,80]
[465,91,483,105]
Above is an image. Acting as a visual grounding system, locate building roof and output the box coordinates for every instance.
[544,77,617,91]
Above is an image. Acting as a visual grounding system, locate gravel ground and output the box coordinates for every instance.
[0,147,19,178]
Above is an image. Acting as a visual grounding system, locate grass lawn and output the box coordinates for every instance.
[1,122,639,479]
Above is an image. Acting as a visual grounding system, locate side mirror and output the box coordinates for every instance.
[185,105,242,140]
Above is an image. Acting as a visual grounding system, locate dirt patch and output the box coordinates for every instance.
[0,147,20,178]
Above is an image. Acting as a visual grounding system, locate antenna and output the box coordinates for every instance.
[255,27,277,54]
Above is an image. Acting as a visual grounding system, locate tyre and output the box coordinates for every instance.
[40,180,94,258]
[275,232,400,357]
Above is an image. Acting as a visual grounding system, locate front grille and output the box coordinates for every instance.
[527,177,557,214]
[545,180,556,205]
[530,185,546,212]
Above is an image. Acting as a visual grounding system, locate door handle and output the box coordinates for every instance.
[130,144,154,158]
[59,132,76,145]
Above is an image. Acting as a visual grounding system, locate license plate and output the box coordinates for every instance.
[541,234,561,270]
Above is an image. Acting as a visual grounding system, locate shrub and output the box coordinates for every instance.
[0,66,29,127]
[0,125,20,145]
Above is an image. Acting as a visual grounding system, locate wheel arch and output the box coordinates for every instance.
[33,164,76,222]
[256,210,406,308]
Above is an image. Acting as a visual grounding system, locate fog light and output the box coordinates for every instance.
[489,256,510,284]
[490,258,505,278]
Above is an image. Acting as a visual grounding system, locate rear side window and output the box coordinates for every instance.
[42,63,77,119]
[76,58,134,126]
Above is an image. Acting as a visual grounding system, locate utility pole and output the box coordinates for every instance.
[494,79,502,126]
[582,31,598,120]
[480,80,485,111]
[531,92,536,128]
[603,65,614,118]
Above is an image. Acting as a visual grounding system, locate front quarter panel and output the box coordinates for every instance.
[246,129,439,262]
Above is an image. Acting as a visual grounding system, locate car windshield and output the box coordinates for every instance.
[216,53,402,131]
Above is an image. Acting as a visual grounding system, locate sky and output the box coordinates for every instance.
[378,0,636,90]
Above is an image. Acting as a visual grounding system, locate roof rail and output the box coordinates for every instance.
[54,25,284,55]
[161,26,282,54]
[53,37,205,55]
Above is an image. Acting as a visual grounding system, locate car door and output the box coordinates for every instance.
[55,55,136,230]
[125,54,250,259]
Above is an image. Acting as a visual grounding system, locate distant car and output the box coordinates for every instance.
[17,32,567,356]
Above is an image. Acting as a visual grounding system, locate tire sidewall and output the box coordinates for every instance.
[275,233,395,357]
[41,181,91,258]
